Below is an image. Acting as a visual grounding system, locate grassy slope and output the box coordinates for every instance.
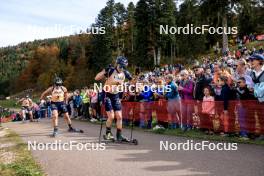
[0,100,19,109]
[205,40,264,59]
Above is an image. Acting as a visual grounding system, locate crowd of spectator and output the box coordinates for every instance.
[118,45,264,140]
[11,43,264,141]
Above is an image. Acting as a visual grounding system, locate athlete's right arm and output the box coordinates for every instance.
[62,87,68,104]
[40,87,52,100]
[16,98,24,105]
[95,69,106,81]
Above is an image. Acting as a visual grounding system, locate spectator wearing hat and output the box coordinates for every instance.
[249,54,264,140]
[192,64,211,130]
[250,54,264,84]
[234,59,254,89]
[193,65,211,101]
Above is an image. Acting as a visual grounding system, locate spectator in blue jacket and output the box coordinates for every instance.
[138,83,153,128]
[165,74,181,129]
[73,90,82,118]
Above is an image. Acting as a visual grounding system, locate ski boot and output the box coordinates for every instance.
[103,131,115,141]
[51,130,58,137]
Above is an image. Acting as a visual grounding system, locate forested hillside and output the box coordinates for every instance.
[0,0,263,96]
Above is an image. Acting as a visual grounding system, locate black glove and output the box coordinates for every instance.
[124,70,132,81]
[104,64,114,77]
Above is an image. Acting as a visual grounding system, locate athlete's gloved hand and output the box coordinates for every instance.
[124,70,132,81]
[104,64,114,77]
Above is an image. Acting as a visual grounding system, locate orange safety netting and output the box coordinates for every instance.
[101,100,264,134]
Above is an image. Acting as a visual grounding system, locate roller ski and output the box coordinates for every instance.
[115,134,138,145]
[102,131,138,145]
[50,130,58,137]
[68,127,84,133]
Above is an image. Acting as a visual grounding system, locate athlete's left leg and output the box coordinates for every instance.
[28,109,34,122]
[64,112,72,126]
[61,103,74,131]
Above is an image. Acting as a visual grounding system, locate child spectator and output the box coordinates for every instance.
[201,87,215,135]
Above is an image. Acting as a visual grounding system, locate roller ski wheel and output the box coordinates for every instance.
[30,119,38,122]
[68,128,84,133]
[117,138,138,145]
[50,131,58,138]
[131,139,138,145]
[116,135,129,142]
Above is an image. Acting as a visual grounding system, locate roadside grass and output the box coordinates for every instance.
[0,127,44,176]
[150,128,264,145]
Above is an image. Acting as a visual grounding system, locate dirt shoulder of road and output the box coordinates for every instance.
[0,127,44,176]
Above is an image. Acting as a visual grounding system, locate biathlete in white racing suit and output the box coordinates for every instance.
[95,56,132,141]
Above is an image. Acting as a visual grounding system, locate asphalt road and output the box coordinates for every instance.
[3,119,264,176]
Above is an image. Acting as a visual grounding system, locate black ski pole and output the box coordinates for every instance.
[98,92,104,144]
[130,103,135,141]
[98,97,103,143]
[99,117,103,143]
